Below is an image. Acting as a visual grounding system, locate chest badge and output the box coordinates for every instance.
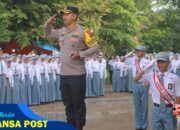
[168,83,173,90]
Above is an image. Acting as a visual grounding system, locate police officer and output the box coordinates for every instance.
[134,52,180,130]
[44,6,99,130]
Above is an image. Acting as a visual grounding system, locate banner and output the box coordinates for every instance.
[0,104,75,130]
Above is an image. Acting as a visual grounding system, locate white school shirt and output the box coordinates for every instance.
[54,60,61,75]
[128,57,150,82]
[29,64,41,85]
[23,63,31,76]
[6,67,14,87]
[39,61,49,82]
[99,62,107,79]
[0,60,7,75]
[11,62,18,75]
[47,62,56,81]
[85,60,93,78]
[91,60,100,73]
[171,59,180,73]
[144,71,180,104]
[112,60,121,70]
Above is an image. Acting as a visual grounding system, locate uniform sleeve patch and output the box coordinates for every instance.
[84,28,96,48]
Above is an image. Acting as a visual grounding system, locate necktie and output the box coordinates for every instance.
[138,59,141,63]
[160,73,166,104]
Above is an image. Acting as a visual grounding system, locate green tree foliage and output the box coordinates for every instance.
[0,0,179,54]
[0,0,63,47]
[0,2,12,43]
[136,0,180,53]
[99,0,140,56]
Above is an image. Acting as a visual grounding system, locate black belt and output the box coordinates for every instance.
[154,103,173,107]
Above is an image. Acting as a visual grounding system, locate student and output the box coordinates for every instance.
[0,48,7,104]
[134,52,180,130]
[122,45,151,130]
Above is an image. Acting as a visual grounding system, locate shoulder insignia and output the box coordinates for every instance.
[84,28,96,48]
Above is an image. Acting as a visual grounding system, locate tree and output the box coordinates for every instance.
[99,0,140,56]
[136,0,180,53]
[0,0,179,54]
[0,0,64,47]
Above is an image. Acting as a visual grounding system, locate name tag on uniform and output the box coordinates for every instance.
[70,38,78,43]
[168,83,173,90]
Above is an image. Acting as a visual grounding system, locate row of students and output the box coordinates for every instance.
[85,54,107,97]
[0,54,62,105]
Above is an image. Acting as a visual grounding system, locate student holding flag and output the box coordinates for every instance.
[122,45,151,130]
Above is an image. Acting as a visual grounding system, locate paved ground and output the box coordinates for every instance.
[30,85,179,130]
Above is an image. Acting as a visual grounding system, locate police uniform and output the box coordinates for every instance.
[44,6,99,130]
[143,52,180,130]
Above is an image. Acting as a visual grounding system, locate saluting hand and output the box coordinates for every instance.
[47,14,57,25]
